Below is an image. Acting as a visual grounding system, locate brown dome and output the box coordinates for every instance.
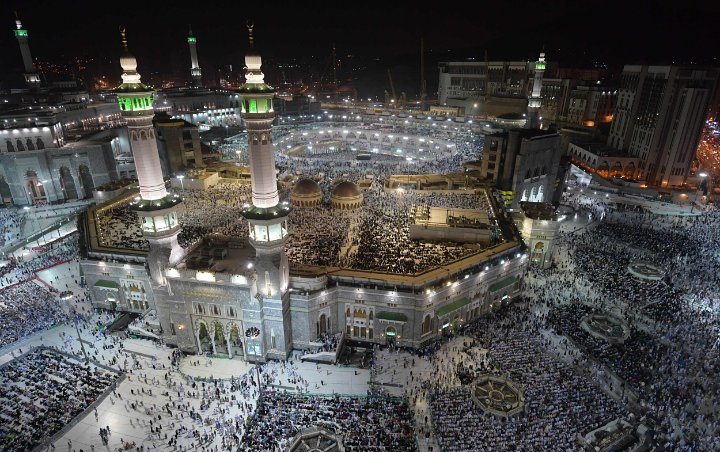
[293,178,322,196]
[331,181,360,198]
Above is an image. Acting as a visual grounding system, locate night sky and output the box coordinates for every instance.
[1,0,718,91]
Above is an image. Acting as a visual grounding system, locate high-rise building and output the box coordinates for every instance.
[607,65,719,187]
[479,128,562,207]
[237,23,293,361]
[187,26,203,87]
[115,28,184,284]
[13,14,41,89]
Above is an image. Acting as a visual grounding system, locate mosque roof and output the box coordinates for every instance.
[292,178,322,196]
[331,181,361,198]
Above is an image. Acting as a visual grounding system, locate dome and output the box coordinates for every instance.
[290,178,323,208]
[331,181,363,210]
[293,178,322,196]
[331,181,360,198]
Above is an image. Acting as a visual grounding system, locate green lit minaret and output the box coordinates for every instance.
[238,23,292,362]
[115,27,184,285]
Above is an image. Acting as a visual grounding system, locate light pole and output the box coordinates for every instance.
[691,172,707,213]
[176,174,185,191]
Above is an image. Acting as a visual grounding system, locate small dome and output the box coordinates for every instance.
[331,181,360,198]
[293,178,322,196]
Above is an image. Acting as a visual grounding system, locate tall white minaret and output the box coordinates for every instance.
[13,13,41,88]
[238,22,292,362]
[526,51,545,129]
[187,25,202,87]
[115,27,184,284]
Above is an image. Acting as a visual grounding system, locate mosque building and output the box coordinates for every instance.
[80,27,528,362]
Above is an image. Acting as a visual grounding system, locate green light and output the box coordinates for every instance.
[14,29,28,37]
[117,94,154,112]
[187,37,196,43]
[536,62,546,70]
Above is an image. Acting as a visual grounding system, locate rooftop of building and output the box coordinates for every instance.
[519,201,558,221]
[573,142,630,158]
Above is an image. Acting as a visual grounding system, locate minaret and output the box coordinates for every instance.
[115,27,184,285]
[238,23,292,362]
[13,13,41,88]
[187,25,202,87]
[526,51,546,129]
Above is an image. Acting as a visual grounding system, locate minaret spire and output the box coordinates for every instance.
[247,21,255,50]
[187,24,202,87]
[526,50,546,129]
[115,28,184,284]
[119,26,129,53]
[13,11,40,88]
[237,24,292,362]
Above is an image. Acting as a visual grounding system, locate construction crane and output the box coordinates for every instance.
[387,69,397,104]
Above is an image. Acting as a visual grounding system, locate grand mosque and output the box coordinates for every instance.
[79,26,529,363]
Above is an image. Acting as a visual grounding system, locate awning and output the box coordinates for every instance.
[376,311,408,322]
[436,297,471,317]
[94,279,120,290]
[489,276,519,293]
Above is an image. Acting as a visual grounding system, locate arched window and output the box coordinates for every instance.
[368,311,374,321]
[25,138,35,151]
[252,135,259,145]
[6,141,14,153]
[36,138,44,149]
[16,139,25,152]
[261,135,267,145]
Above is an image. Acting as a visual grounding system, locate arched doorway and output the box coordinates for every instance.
[79,165,94,198]
[385,325,397,345]
[422,315,432,335]
[0,176,12,206]
[319,313,327,335]
[25,170,46,204]
[197,322,213,354]
[229,324,244,359]
[214,321,228,355]
[59,167,78,200]
[532,242,545,264]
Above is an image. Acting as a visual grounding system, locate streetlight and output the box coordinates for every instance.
[691,172,708,213]
[176,174,185,191]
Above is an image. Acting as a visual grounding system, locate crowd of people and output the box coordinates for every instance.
[0,281,68,347]
[428,306,630,451]
[0,347,119,451]
[0,208,22,247]
[529,200,720,450]
[96,204,148,251]
[0,232,79,286]
[242,391,416,451]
